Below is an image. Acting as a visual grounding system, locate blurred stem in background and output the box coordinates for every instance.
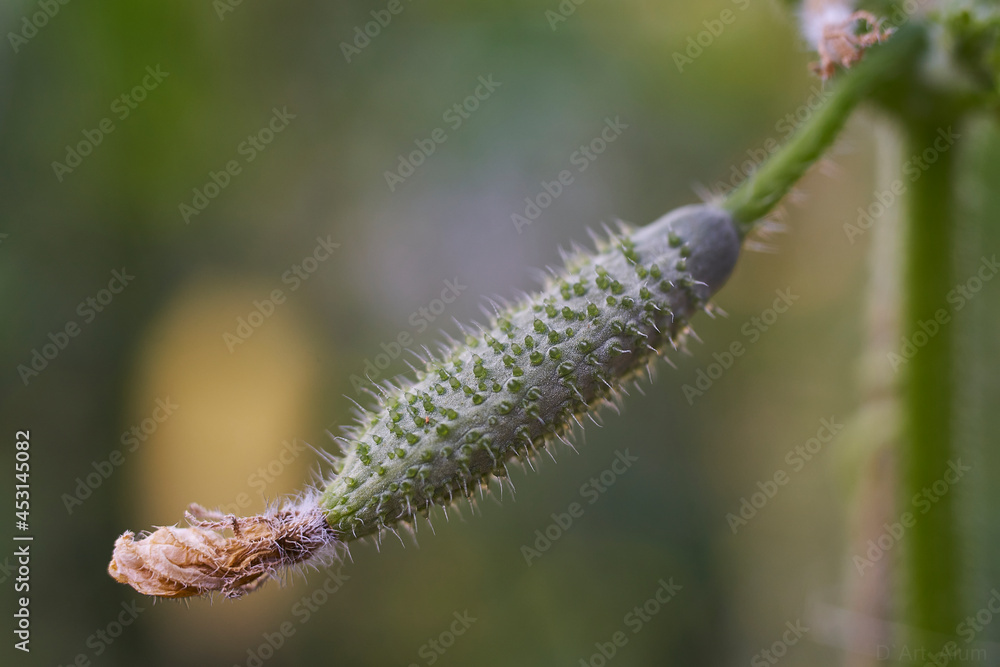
[835,119,904,667]
[725,3,999,656]
[900,116,961,651]
[881,1,999,652]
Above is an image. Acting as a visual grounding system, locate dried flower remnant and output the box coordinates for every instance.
[802,0,895,79]
[108,503,337,598]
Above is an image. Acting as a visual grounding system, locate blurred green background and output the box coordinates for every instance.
[2,1,999,665]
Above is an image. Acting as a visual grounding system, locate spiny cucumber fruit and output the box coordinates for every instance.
[320,204,741,537]
[109,203,743,598]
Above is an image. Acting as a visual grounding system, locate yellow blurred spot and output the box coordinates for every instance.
[128,272,319,523]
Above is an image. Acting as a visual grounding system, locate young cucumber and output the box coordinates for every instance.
[107,203,742,599]
[320,204,742,538]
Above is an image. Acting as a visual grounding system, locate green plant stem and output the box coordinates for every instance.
[723,25,925,234]
[901,119,961,647]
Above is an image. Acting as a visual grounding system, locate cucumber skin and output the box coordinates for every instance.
[319,204,741,539]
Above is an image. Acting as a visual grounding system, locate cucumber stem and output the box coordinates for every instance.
[723,25,926,234]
